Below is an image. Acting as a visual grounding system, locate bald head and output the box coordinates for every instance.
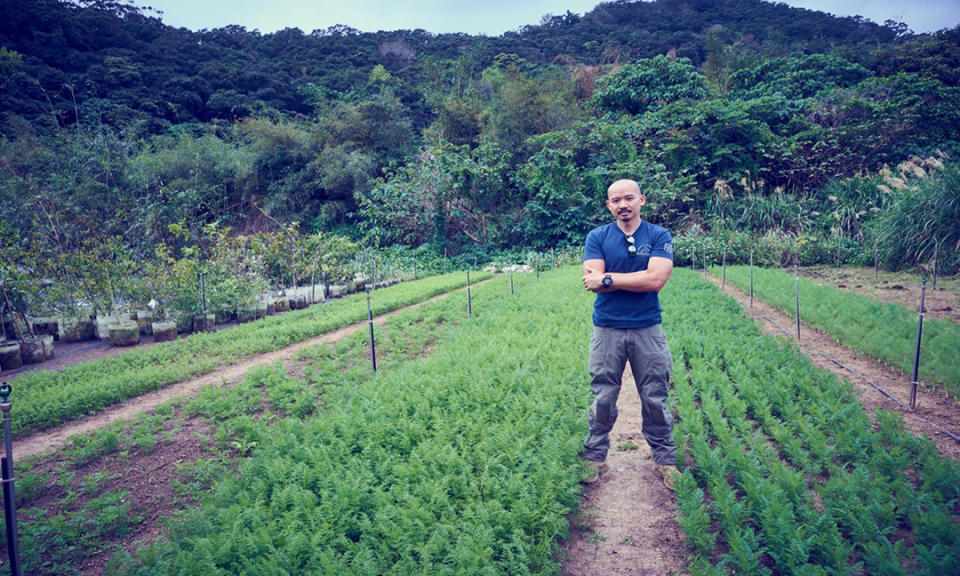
[605,179,646,225]
[607,179,642,198]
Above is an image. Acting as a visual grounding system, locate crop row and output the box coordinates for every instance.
[666,270,960,574]
[7,271,491,438]
[717,265,960,399]
[106,269,593,575]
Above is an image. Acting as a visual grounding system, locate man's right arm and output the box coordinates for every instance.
[582,229,607,292]
[583,258,606,292]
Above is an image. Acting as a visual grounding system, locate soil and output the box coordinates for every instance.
[23,414,218,576]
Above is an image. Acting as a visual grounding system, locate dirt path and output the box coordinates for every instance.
[13,295,450,460]
[562,366,690,576]
[707,272,960,461]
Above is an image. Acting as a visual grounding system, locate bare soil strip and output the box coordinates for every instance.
[562,367,691,576]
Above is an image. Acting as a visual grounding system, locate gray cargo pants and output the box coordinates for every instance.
[582,323,677,465]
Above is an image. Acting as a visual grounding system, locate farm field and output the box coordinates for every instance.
[797,267,960,325]
[700,270,960,465]
[2,270,521,574]
[3,271,490,439]
[715,265,960,400]
[2,267,959,575]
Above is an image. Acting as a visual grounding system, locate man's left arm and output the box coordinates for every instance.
[598,257,673,293]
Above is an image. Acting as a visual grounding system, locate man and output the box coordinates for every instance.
[581,178,679,490]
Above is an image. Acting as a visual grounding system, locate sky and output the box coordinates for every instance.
[139,0,960,36]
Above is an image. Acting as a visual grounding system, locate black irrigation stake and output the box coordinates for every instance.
[794,262,801,340]
[874,242,879,283]
[702,246,707,278]
[749,252,754,309]
[721,247,727,292]
[510,270,514,295]
[466,270,472,318]
[1,382,21,576]
[535,255,540,279]
[199,270,207,316]
[909,276,927,410]
[366,290,377,372]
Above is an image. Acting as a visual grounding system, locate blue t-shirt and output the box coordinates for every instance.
[583,220,673,328]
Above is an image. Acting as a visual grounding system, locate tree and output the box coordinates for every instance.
[591,55,708,116]
[479,58,581,162]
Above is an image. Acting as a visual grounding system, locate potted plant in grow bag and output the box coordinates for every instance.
[0,300,22,371]
[305,232,357,300]
[1,273,54,365]
[76,237,140,347]
[137,247,180,342]
[147,299,178,342]
[150,241,203,335]
[252,223,310,313]
[0,272,24,371]
[205,226,267,327]
[0,231,54,365]
[30,236,98,344]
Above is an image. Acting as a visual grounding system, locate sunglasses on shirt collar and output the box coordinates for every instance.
[626,235,636,257]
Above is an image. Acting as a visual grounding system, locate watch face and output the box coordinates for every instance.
[602,275,612,288]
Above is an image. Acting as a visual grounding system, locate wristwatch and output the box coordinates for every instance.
[602,274,613,289]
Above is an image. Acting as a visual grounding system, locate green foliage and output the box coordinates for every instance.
[729,53,873,101]
[721,265,960,397]
[481,61,582,159]
[514,131,602,248]
[592,55,709,116]
[870,160,960,273]
[131,131,256,242]
[668,269,960,573]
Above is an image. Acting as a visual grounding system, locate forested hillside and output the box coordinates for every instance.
[1,0,959,320]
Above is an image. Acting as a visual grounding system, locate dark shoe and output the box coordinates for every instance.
[582,460,607,484]
[655,464,680,491]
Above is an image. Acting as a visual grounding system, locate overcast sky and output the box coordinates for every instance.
[140,0,960,36]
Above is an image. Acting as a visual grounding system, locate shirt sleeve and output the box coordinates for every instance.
[651,228,674,260]
[583,227,604,261]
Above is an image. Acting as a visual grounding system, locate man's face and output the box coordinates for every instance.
[606,187,645,222]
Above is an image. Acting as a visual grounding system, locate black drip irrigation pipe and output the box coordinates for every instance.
[754,311,960,445]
